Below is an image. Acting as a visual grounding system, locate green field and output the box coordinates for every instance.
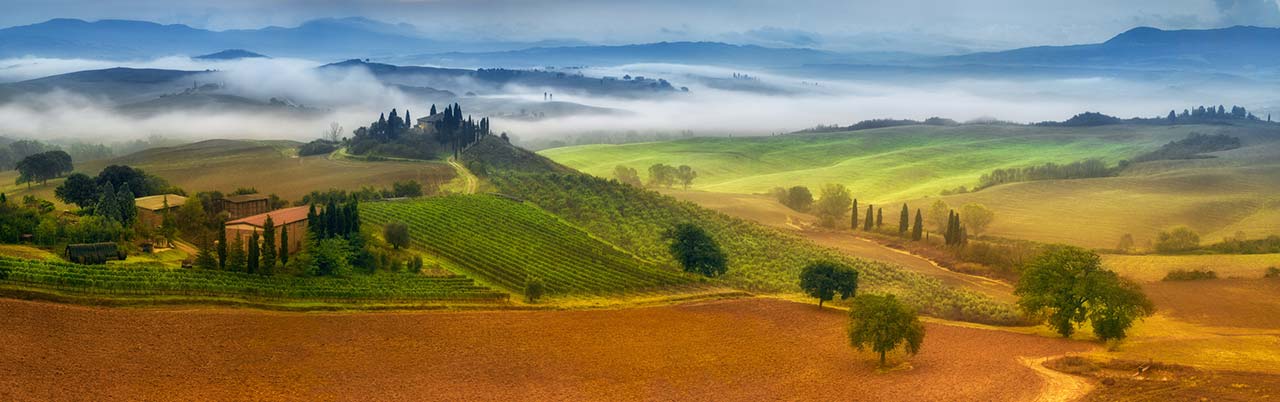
[542,123,1280,248]
[362,195,700,296]
[0,256,507,304]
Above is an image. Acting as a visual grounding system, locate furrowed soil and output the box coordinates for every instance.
[0,298,1088,401]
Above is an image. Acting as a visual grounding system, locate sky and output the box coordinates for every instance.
[2,0,1279,53]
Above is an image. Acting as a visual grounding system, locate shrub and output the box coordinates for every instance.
[1265,267,1280,279]
[1163,269,1217,281]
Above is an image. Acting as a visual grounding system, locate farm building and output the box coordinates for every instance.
[216,194,270,220]
[134,194,186,228]
[224,206,309,255]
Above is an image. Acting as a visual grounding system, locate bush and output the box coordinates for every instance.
[298,139,339,156]
[1265,267,1280,279]
[1162,269,1217,281]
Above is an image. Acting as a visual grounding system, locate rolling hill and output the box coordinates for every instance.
[363,195,700,296]
[540,122,1280,248]
[0,139,456,204]
[465,136,1022,324]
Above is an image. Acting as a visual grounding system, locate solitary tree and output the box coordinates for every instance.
[848,294,926,367]
[1015,245,1154,340]
[898,204,910,236]
[385,222,411,249]
[876,208,883,229]
[676,165,697,189]
[1115,233,1134,254]
[525,277,546,303]
[613,165,643,187]
[864,204,874,231]
[927,200,950,232]
[799,261,859,308]
[665,223,727,277]
[959,203,995,236]
[813,184,852,228]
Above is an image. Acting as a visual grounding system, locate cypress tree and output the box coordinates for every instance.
[117,183,136,225]
[864,204,874,231]
[912,210,923,241]
[216,227,228,270]
[899,204,910,236]
[227,235,246,272]
[247,231,260,274]
[261,216,276,275]
[876,208,883,228]
[279,225,289,265]
[944,211,956,245]
[851,199,859,230]
[307,203,319,237]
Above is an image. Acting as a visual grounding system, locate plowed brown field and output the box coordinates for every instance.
[0,298,1088,401]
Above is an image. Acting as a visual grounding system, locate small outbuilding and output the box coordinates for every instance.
[216,194,271,220]
[134,194,187,228]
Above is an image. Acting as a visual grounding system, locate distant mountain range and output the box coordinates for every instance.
[939,26,1280,73]
[194,49,268,60]
[0,18,584,60]
[2,18,1279,78]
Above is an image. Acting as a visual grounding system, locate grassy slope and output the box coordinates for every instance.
[467,137,1022,324]
[542,123,1280,248]
[363,195,700,296]
[0,139,457,204]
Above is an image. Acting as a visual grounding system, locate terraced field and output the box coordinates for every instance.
[362,195,698,296]
[0,257,506,304]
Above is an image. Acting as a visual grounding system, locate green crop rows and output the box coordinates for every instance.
[0,256,507,302]
[363,195,697,295]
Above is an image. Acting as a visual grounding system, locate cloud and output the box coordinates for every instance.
[1212,0,1280,26]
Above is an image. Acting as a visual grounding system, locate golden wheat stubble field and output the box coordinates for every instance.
[0,298,1089,401]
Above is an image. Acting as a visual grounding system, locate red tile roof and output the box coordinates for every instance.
[226,205,310,227]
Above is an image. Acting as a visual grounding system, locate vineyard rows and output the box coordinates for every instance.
[0,257,507,302]
[363,195,698,295]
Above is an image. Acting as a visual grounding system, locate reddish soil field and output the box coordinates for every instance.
[0,298,1087,401]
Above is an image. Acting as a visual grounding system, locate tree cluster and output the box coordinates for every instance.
[772,186,813,212]
[646,164,696,189]
[975,159,1116,191]
[15,150,73,187]
[1015,245,1154,341]
[348,104,493,160]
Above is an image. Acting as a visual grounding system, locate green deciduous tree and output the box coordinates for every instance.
[525,276,546,303]
[813,184,852,228]
[665,223,727,277]
[1155,226,1200,253]
[676,165,697,189]
[848,294,925,367]
[613,165,643,187]
[384,222,410,249]
[959,203,995,236]
[54,173,99,208]
[927,200,950,232]
[799,261,859,307]
[1015,245,1154,341]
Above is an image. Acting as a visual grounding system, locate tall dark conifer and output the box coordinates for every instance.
[876,208,883,228]
[851,199,859,230]
[912,210,923,241]
[864,205,874,231]
[899,204,910,236]
[247,231,260,274]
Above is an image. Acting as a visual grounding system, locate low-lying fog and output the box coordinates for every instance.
[1,56,1276,147]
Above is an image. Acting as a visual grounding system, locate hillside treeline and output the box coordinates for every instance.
[974,159,1116,191]
[1132,133,1241,162]
[313,103,497,160]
